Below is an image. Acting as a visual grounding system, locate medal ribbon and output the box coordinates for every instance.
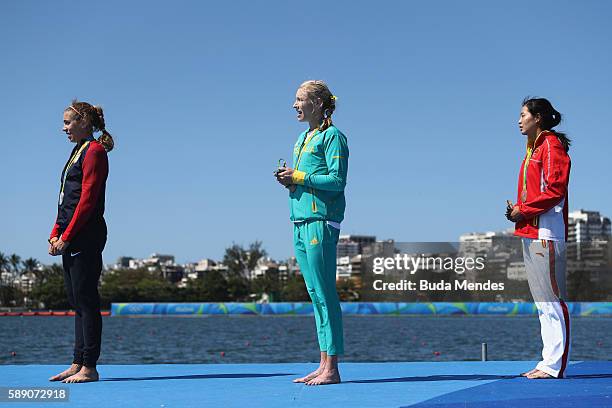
[294,129,320,213]
[295,129,319,171]
[521,147,533,195]
[59,141,90,204]
[521,131,546,200]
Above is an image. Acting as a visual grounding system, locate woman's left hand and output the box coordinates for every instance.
[508,206,524,222]
[276,168,295,187]
[48,237,59,256]
[52,238,70,254]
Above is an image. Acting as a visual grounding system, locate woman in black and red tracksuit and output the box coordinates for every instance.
[507,97,571,379]
[48,101,114,384]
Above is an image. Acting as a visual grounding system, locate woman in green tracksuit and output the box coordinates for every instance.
[276,80,349,386]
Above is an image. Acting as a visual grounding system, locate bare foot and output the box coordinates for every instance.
[63,366,99,383]
[49,364,82,382]
[520,368,538,377]
[305,369,341,386]
[293,366,324,383]
[526,369,555,379]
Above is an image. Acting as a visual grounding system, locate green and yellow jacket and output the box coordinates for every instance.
[289,125,349,223]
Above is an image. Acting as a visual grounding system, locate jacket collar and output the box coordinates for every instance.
[530,130,554,150]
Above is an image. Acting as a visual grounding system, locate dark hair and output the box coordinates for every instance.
[65,100,114,152]
[522,97,570,152]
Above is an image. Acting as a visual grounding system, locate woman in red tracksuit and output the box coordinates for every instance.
[507,97,571,379]
[48,101,114,383]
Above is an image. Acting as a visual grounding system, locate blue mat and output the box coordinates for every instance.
[1,361,610,407]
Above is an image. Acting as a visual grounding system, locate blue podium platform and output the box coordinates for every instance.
[1,361,610,407]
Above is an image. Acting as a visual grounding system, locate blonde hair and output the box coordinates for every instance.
[299,80,336,131]
[65,100,114,152]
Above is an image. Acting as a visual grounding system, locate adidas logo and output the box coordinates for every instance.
[310,237,319,245]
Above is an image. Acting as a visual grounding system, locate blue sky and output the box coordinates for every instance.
[1,1,610,264]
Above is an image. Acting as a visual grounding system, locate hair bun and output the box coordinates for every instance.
[94,105,104,118]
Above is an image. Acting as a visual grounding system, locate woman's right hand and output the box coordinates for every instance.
[276,167,295,186]
[275,168,296,192]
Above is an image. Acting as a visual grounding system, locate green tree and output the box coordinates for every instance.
[30,264,69,309]
[134,278,178,302]
[223,241,267,279]
[281,274,309,301]
[0,286,26,307]
[100,268,175,307]
[0,252,8,279]
[0,252,9,305]
[222,241,269,301]
[182,278,206,301]
[251,270,281,301]
[0,254,24,305]
[226,275,250,301]
[183,271,230,301]
[22,258,39,274]
[9,254,22,276]
[35,264,64,285]
[202,270,231,301]
[21,258,39,290]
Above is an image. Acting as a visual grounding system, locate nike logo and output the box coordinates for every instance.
[70,252,81,257]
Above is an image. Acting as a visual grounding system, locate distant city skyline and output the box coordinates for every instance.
[3,208,609,301]
[1,206,609,266]
[80,208,612,267]
[2,2,611,265]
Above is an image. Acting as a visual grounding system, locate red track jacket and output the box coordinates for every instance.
[514,131,571,241]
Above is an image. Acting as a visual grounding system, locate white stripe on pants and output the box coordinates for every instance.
[522,238,571,378]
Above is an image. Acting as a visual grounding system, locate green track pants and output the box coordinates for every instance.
[293,220,344,355]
